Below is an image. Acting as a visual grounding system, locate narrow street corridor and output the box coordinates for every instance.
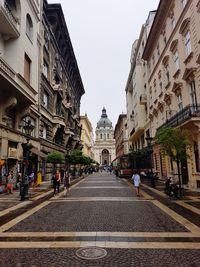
[0,173,200,267]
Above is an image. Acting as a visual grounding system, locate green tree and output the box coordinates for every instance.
[47,151,64,173]
[155,127,191,197]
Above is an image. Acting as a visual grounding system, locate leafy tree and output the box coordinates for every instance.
[128,148,148,169]
[155,127,191,197]
[47,151,64,172]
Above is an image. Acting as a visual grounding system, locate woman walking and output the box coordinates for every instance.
[132,171,141,197]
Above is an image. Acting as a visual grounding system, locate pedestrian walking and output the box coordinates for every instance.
[63,171,70,197]
[7,171,14,194]
[53,169,61,196]
[132,171,141,196]
[29,170,35,187]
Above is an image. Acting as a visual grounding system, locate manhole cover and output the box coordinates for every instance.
[76,246,107,260]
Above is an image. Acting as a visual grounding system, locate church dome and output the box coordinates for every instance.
[97,107,112,128]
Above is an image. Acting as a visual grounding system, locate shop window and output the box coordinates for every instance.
[194,142,200,172]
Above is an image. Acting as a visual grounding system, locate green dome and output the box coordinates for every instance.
[97,107,112,128]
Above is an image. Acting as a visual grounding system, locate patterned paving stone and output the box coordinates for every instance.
[69,188,135,198]
[0,248,200,267]
[8,201,187,232]
[187,202,200,209]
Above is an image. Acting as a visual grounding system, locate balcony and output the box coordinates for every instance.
[52,115,65,127]
[0,0,20,39]
[157,104,200,131]
[139,94,147,105]
[0,56,37,104]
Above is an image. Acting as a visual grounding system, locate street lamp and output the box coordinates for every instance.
[145,136,155,187]
[20,120,34,201]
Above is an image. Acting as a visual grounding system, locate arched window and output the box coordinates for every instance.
[21,116,36,137]
[26,14,33,41]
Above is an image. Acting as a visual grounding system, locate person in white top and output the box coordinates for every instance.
[132,171,141,196]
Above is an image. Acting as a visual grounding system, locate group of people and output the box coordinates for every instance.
[52,169,70,197]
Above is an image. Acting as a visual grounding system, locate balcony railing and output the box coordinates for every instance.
[0,1,20,38]
[157,104,200,131]
[0,56,15,78]
[4,1,18,24]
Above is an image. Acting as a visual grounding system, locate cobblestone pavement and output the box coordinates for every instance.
[0,248,200,267]
[0,172,200,267]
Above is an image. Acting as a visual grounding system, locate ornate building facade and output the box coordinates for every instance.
[94,108,116,165]
[40,1,84,178]
[0,0,42,179]
[0,0,85,182]
[125,0,200,189]
[80,114,94,159]
[114,114,129,158]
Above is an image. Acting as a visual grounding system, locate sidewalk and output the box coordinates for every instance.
[142,177,200,199]
[0,175,88,222]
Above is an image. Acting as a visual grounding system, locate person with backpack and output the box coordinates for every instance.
[53,169,61,196]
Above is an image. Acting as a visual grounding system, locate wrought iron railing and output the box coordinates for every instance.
[4,1,19,25]
[157,104,200,131]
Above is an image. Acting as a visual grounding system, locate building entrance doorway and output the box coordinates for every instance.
[102,149,109,165]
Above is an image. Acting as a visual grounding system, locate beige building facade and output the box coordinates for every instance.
[80,115,94,159]
[0,0,85,182]
[114,114,129,158]
[126,11,156,152]
[0,0,42,179]
[141,0,200,189]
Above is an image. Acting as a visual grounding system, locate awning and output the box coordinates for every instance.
[31,147,47,158]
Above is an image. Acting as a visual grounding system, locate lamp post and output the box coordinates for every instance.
[20,120,34,201]
[145,136,155,187]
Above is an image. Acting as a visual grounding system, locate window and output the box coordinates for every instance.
[194,142,200,172]
[164,64,170,85]
[171,16,176,29]
[26,14,33,41]
[43,125,47,139]
[157,45,160,57]
[6,107,16,128]
[184,31,192,56]
[173,50,180,71]
[190,81,197,107]
[176,94,183,110]
[181,0,187,8]
[43,60,48,78]
[43,91,48,108]
[107,134,109,139]
[21,116,36,137]
[100,134,102,139]
[24,54,31,83]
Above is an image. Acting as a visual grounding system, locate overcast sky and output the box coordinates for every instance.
[48,0,159,130]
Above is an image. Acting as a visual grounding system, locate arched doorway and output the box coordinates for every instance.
[102,149,109,165]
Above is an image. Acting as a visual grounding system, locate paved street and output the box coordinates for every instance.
[0,172,200,266]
